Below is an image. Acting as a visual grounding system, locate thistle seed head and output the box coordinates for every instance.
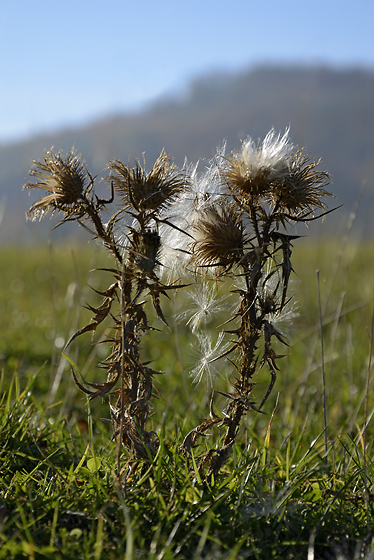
[24,148,90,220]
[221,129,293,203]
[264,151,332,215]
[220,129,331,215]
[190,202,245,270]
[158,157,227,281]
[107,150,188,213]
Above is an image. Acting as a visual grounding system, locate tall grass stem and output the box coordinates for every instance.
[363,300,374,537]
[317,269,328,458]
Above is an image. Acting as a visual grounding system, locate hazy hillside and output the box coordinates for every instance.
[1,65,373,243]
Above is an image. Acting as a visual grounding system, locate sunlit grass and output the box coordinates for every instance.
[1,239,374,558]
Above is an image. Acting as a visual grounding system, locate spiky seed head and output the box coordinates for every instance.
[222,153,270,202]
[264,151,332,215]
[107,150,188,213]
[220,129,332,216]
[191,202,245,269]
[221,129,294,204]
[24,148,89,220]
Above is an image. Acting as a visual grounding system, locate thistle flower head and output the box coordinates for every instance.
[24,148,90,220]
[158,155,228,280]
[190,201,245,270]
[107,150,188,214]
[221,129,293,203]
[264,151,331,216]
[220,128,331,215]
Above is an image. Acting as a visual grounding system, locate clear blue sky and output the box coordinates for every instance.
[1,0,373,144]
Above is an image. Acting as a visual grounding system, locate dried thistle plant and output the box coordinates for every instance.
[24,147,189,475]
[24,130,333,483]
[177,129,332,481]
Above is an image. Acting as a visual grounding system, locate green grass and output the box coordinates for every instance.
[1,239,374,559]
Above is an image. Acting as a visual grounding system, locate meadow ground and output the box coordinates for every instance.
[1,237,374,559]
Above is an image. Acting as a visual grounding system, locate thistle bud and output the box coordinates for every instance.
[129,229,161,275]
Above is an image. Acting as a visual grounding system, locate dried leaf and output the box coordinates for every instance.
[71,367,121,400]
[65,283,118,348]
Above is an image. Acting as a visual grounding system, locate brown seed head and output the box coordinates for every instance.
[222,154,272,203]
[191,202,245,269]
[107,150,188,213]
[220,130,332,216]
[221,130,293,204]
[264,151,332,215]
[24,148,89,220]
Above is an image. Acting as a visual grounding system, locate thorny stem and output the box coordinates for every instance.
[83,202,123,265]
[118,262,126,475]
[206,211,273,476]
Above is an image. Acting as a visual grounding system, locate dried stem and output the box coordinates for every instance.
[317,269,329,459]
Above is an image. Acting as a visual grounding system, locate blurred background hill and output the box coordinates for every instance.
[1,64,373,243]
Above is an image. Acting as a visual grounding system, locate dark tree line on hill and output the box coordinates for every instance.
[1,65,373,243]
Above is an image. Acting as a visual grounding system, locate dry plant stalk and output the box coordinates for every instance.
[177,129,332,480]
[24,147,189,472]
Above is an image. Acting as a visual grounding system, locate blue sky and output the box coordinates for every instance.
[1,0,373,144]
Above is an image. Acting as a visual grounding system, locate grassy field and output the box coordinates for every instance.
[1,238,374,559]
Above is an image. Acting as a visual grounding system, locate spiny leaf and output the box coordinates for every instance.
[65,284,118,348]
[71,367,121,400]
